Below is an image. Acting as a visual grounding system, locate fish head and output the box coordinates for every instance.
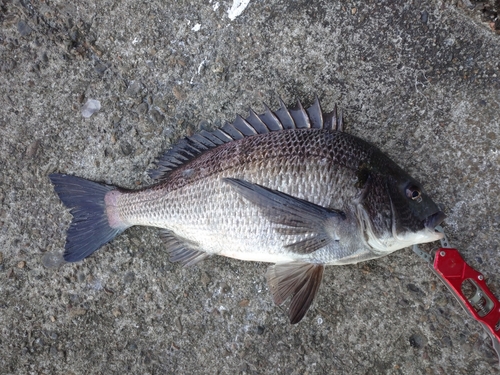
[358,154,446,253]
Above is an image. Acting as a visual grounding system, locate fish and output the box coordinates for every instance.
[49,98,446,324]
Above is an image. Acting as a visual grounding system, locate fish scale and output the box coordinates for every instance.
[49,98,446,324]
[116,131,357,260]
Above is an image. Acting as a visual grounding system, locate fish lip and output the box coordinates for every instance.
[424,211,446,230]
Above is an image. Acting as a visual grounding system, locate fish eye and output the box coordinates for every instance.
[406,186,422,203]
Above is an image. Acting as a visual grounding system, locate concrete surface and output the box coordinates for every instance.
[1,0,500,374]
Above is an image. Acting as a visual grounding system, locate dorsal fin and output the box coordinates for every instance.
[148,98,344,181]
[274,98,296,129]
[307,97,324,129]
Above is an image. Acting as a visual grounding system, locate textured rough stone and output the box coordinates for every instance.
[0,1,499,374]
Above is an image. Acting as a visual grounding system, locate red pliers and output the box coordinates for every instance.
[412,227,500,363]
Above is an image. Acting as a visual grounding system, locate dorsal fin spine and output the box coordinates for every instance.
[233,115,258,136]
[288,100,310,129]
[274,98,296,129]
[245,108,270,133]
[190,133,214,148]
[222,122,245,140]
[259,104,283,131]
[307,97,324,129]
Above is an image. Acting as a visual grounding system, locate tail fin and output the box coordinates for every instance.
[49,173,125,262]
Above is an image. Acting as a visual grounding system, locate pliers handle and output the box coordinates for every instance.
[413,227,500,363]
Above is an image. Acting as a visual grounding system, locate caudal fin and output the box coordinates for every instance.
[49,173,125,262]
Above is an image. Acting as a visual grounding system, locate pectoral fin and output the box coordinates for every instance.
[224,178,346,254]
[266,262,324,324]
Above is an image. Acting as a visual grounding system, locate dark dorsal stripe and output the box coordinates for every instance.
[149,98,344,181]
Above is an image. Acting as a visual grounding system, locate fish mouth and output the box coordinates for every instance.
[424,211,446,230]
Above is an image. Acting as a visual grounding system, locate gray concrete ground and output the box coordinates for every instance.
[1,0,500,374]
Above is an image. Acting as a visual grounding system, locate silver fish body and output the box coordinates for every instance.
[115,129,435,264]
[49,98,446,323]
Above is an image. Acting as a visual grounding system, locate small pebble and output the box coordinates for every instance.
[238,299,250,307]
[17,20,32,36]
[94,62,108,75]
[41,252,65,269]
[172,86,186,100]
[136,102,148,115]
[407,283,424,295]
[120,142,133,156]
[421,11,429,24]
[175,316,183,332]
[81,99,101,118]
[123,271,135,284]
[409,333,427,348]
[126,81,143,97]
[219,282,231,294]
[50,346,58,357]
[150,109,165,124]
[69,308,87,317]
[17,261,26,269]
[25,140,41,158]
[200,271,211,286]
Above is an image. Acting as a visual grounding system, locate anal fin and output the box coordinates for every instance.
[160,230,209,267]
[266,262,324,324]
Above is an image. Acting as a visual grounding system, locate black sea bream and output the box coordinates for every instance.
[49,98,446,323]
